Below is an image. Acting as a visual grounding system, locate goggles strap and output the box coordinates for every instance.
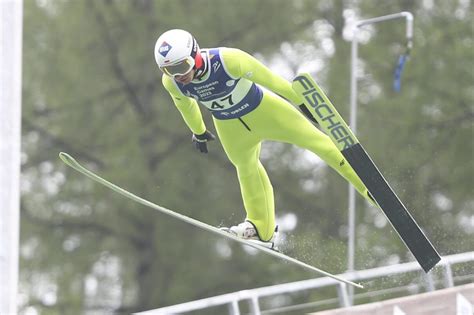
[194,51,208,80]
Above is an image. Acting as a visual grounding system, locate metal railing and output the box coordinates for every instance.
[134,251,474,315]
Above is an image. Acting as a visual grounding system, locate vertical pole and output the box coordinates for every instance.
[248,296,261,315]
[443,262,454,288]
[228,300,241,315]
[336,283,350,307]
[423,272,435,291]
[347,11,413,304]
[0,0,23,314]
[347,28,359,305]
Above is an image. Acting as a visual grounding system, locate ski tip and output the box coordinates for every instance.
[59,152,76,167]
[294,72,311,78]
[59,151,69,162]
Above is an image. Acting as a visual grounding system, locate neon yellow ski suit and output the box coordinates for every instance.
[162,47,370,241]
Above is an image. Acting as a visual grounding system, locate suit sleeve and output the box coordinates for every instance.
[221,48,302,105]
[161,74,207,135]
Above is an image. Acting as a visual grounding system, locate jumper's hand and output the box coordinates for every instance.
[298,104,319,125]
[192,130,216,153]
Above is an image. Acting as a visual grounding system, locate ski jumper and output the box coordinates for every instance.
[162,47,370,241]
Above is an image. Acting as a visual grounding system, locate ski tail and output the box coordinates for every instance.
[292,73,441,273]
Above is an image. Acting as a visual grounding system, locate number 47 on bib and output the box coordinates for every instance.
[292,73,441,273]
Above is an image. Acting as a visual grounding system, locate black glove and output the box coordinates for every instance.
[192,130,216,153]
[298,104,319,125]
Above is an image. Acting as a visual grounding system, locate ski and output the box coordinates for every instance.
[59,152,363,288]
[292,73,441,273]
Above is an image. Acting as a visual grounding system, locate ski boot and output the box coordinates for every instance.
[220,220,279,250]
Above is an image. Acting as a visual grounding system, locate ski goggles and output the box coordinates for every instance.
[160,57,195,77]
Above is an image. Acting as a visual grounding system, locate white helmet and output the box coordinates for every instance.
[154,29,203,77]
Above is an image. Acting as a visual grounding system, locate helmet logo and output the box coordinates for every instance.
[158,41,172,57]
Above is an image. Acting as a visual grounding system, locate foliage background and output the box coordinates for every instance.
[20,0,473,314]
